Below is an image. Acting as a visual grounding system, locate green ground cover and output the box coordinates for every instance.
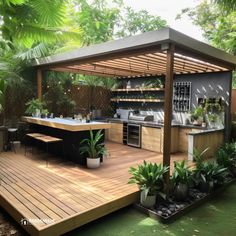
[68,184,236,236]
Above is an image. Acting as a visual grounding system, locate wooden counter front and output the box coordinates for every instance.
[188,129,224,160]
[22,116,111,132]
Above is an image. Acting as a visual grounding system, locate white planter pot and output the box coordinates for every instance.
[140,191,156,208]
[87,157,100,169]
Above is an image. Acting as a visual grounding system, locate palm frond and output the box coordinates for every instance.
[5,0,26,5]
[15,43,49,60]
[15,24,82,47]
[31,0,66,27]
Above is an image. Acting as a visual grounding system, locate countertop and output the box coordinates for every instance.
[108,118,207,130]
[188,128,224,135]
[22,116,111,132]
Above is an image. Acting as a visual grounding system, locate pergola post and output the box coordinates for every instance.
[163,43,175,188]
[37,69,43,100]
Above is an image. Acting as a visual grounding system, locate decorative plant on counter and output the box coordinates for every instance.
[171,160,193,201]
[193,148,227,192]
[80,129,106,169]
[190,106,205,126]
[25,98,44,117]
[216,142,236,177]
[128,161,169,208]
[41,109,49,118]
[207,113,218,128]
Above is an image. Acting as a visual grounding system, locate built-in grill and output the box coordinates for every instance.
[128,111,154,122]
[127,111,154,148]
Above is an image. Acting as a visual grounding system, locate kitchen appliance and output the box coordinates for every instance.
[127,123,141,147]
[126,111,154,148]
[128,110,154,122]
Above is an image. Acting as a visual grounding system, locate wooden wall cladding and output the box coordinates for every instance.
[69,85,112,116]
[192,130,224,158]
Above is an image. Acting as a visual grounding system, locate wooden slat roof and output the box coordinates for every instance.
[33,28,236,77]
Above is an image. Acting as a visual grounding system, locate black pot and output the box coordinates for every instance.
[174,183,188,201]
[199,181,214,193]
[230,166,236,177]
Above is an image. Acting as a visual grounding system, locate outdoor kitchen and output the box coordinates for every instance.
[107,71,231,160]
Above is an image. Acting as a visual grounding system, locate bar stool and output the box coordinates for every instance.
[8,128,18,152]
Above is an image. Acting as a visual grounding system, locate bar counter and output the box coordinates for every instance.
[22,116,111,165]
[22,116,111,131]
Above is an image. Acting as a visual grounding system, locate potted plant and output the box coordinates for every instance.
[80,129,106,169]
[190,106,205,126]
[25,98,44,117]
[216,142,236,177]
[171,160,192,201]
[194,150,227,192]
[41,109,49,118]
[207,113,217,128]
[128,161,169,208]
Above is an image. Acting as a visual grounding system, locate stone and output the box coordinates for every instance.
[166,210,172,215]
[10,229,17,235]
[169,207,175,212]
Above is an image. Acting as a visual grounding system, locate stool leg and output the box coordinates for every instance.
[10,133,16,153]
[46,142,48,167]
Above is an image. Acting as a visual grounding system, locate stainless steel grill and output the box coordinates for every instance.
[128,111,154,122]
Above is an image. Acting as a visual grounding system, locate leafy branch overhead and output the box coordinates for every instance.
[177,0,236,88]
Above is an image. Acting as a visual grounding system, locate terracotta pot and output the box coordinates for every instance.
[87,157,100,169]
[174,183,188,201]
[140,191,156,208]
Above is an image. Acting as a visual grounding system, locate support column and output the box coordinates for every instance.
[163,44,175,186]
[37,69,42,100]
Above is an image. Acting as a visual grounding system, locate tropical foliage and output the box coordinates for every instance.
[80,129,106,159]
[116,7,167,38]
[128,161,169,199]
[177,0,236,87]
[43,74,76,117]
[171,160,192,185]
[0,0,81,59]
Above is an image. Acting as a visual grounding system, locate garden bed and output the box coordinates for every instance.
[134,179,236,223]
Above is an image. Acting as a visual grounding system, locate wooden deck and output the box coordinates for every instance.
[0,142,189,236]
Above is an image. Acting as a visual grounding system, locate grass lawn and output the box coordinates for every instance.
[67,184,236,236]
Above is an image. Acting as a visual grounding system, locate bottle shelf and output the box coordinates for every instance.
[111,98,164,103]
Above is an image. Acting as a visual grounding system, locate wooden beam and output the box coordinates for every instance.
[163,43,175,187]
[37,69,43,100]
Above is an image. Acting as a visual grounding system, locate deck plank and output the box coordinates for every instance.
[0,142,189,236]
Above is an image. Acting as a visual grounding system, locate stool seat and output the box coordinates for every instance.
[7,128,19,152]
[35,135,62,143]
[26,133,45,138]
[8,128,18,132]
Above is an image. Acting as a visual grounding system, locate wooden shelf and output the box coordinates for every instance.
[112,88,164,92]
[110,98,164,103]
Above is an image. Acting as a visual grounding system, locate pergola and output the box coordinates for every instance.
[33,27,236,181]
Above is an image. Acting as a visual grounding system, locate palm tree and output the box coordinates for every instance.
[0,0,81,59]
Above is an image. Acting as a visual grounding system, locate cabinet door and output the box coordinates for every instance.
[142,127,161,153]
[178,128,191,153]
[108,123,123,143]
